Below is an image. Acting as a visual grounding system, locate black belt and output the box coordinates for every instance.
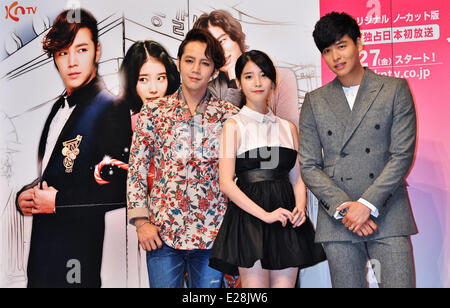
[237,169,289,184]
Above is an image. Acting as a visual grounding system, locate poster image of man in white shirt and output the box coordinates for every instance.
[15,8,131,288]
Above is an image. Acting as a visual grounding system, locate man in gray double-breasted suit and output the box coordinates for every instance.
[299,12,418,288]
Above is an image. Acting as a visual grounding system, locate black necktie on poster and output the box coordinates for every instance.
[61,95,77,108]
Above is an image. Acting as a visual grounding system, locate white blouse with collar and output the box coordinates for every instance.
[231,106,295,156]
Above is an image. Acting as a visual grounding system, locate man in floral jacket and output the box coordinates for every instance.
[127,29,239,288]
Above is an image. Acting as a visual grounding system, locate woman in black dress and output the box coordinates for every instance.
[210,50,325,288]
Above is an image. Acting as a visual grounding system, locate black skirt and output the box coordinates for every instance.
[209,147,326,276]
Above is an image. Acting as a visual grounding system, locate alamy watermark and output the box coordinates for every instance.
[66,0,81,24]
[66,259,81,284]
[367,258,382,285]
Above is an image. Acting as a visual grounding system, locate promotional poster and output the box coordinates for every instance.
[0,0,448,288]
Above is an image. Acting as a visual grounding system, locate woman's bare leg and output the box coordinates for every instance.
[239,260,270,288]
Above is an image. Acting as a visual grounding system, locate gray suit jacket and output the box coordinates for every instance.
[299,68,418,243]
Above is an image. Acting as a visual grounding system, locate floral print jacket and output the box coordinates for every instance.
[127,88,239,250]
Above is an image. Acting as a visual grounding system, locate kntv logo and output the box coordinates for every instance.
[5,1,37,22]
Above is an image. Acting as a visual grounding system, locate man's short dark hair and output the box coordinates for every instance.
[313,12,361,53]
[177,28,226,71]
[43,8,99,57]
[193,10,248,53]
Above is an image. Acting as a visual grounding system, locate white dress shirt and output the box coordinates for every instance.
[233,106,295,156]
[342,85,360,110]
[41,97,76,173]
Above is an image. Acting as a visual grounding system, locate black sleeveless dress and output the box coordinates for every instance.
[210,146,326,276]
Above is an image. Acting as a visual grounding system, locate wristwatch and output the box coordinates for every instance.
[339,208,349,217]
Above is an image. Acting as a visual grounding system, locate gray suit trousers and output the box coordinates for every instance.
[323,236,415,288]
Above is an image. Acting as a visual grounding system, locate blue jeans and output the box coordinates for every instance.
[146,243,223,288]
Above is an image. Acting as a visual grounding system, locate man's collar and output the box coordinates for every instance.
[177,87,213,115]
[334,67,369,89]
[63,76,103,108]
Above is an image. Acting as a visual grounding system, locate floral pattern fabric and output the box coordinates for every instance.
[127,89,239,250]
